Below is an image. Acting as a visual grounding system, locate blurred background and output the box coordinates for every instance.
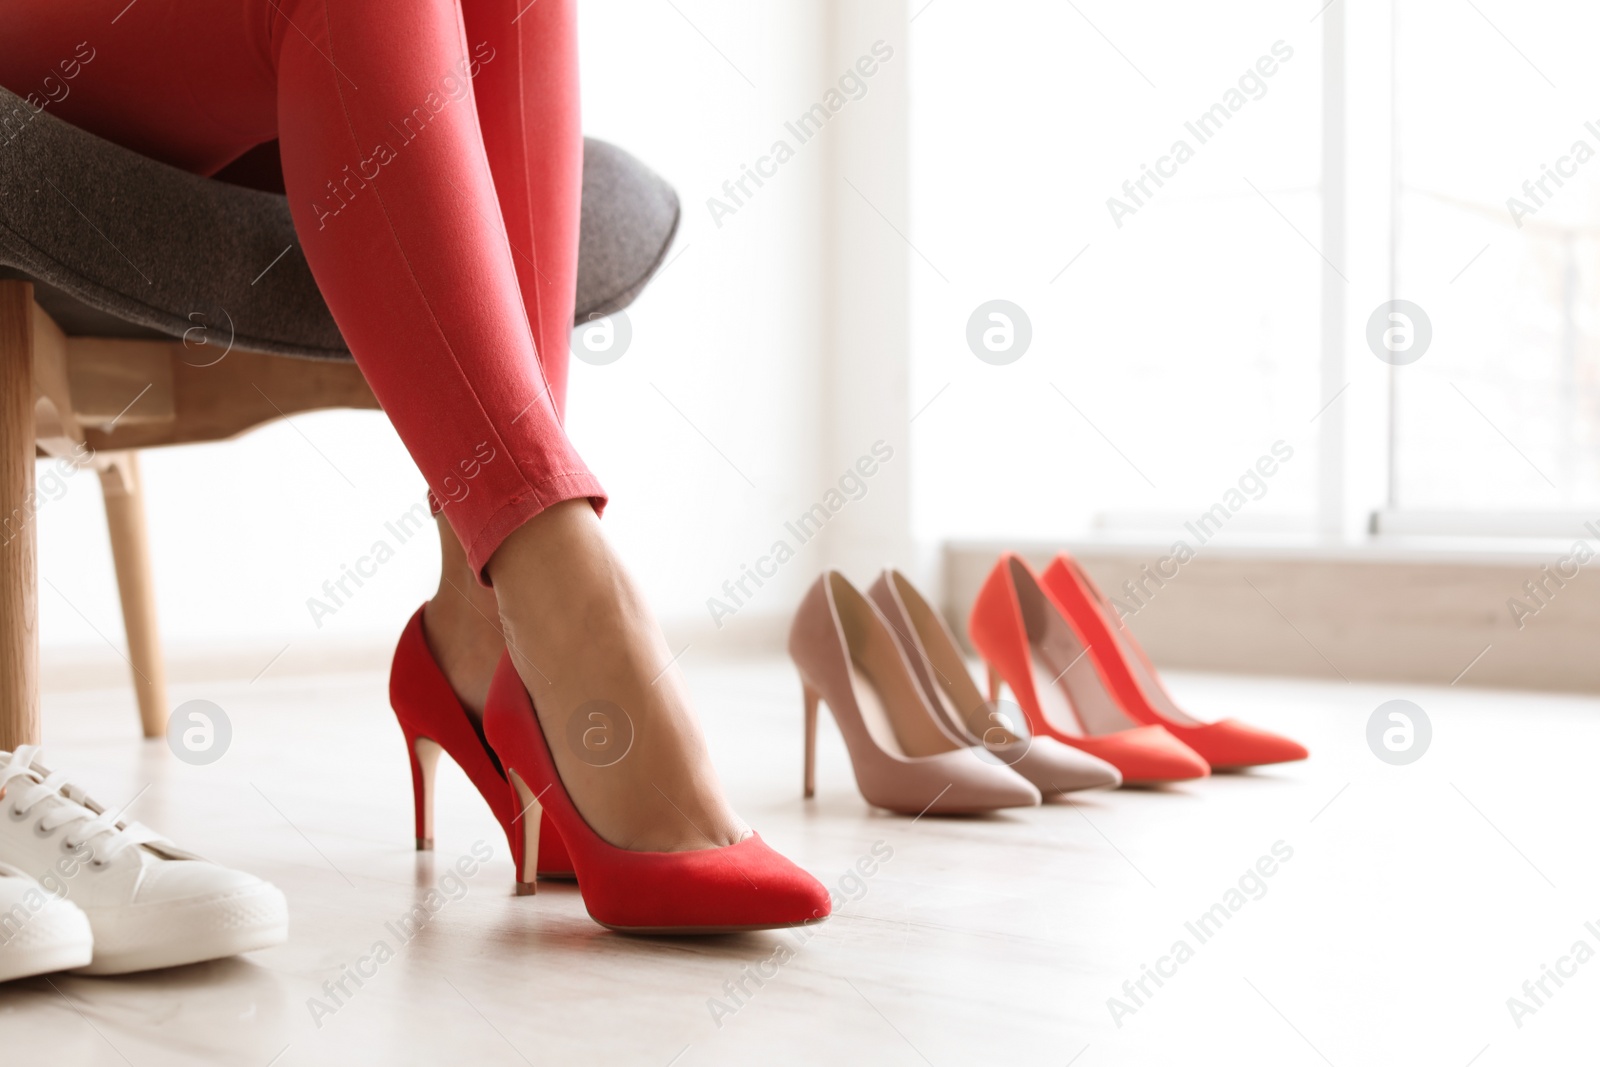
[35,0,1600,697]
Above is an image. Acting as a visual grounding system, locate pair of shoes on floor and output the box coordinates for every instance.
[970,552,1310,784]
[788,554,1311,810]
[389,606,831,936]
[790,569,1124,815]
[0,747,288,981]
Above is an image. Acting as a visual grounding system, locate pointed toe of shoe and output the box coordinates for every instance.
[923,755,1042,813]
[586,834,832,934]
[1086,759,1124,790]
[1183,719,1309,769]
[723,845,834,930]
[860,752,1041,814]
[1015,738,1123,796]
[1082,726,1209,784]
[972,768,1046,811]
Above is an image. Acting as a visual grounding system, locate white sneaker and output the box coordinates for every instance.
[0,866,93,981]
[0,746,289,975]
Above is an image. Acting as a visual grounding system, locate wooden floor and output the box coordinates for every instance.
[3,656,1596,1066]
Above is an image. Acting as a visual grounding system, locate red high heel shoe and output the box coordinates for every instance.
[390,606,573,877]
[1040,553,1309,769]
[969,555,1209,784]
[482,654,832,933]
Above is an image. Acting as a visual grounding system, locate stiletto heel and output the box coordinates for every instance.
[986,663,1002,703]
[802,684,819,799]
[408,734,443,850]
[506,769,542,896]
[787,572,1040,814]
[969,555,1209,784]
[483,655,832,933]
[390,605,574,878]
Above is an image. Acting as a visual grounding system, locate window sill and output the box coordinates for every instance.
[941,539,1599,693]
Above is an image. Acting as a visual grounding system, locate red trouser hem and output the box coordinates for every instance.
[461,469,607,583]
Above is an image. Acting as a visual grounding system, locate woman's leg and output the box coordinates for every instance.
[458,0,582,422]
[423,0,580,717]
[3,0,743,852]
[438,0,743,852]
[272,0,601,571]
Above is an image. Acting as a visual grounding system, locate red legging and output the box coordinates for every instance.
[2,0,604,577]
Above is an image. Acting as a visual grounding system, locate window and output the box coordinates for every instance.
[910,0,1600,546]
[1390,0,1600,522]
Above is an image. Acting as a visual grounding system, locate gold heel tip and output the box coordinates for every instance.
[514,880,537,897]
[415,838,434,851]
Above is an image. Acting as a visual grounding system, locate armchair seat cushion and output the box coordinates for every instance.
[0,86,676,361]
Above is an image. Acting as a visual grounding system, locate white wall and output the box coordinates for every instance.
[907,1,1326,544]
[36,1,877,666]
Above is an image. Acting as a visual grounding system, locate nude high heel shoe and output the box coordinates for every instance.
[866,569,1122,796]
[789,572,1041,815]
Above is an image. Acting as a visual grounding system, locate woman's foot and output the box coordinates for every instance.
[483,500,748,853]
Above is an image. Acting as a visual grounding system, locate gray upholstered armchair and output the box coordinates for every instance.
[0,85,678,749]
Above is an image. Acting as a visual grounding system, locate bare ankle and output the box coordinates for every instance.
[423,514,506,717]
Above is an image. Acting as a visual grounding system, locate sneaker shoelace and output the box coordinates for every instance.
[0,746,162,866]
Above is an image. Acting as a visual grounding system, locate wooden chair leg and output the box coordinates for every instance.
[98,452,168,739]
[0,281,39,750]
